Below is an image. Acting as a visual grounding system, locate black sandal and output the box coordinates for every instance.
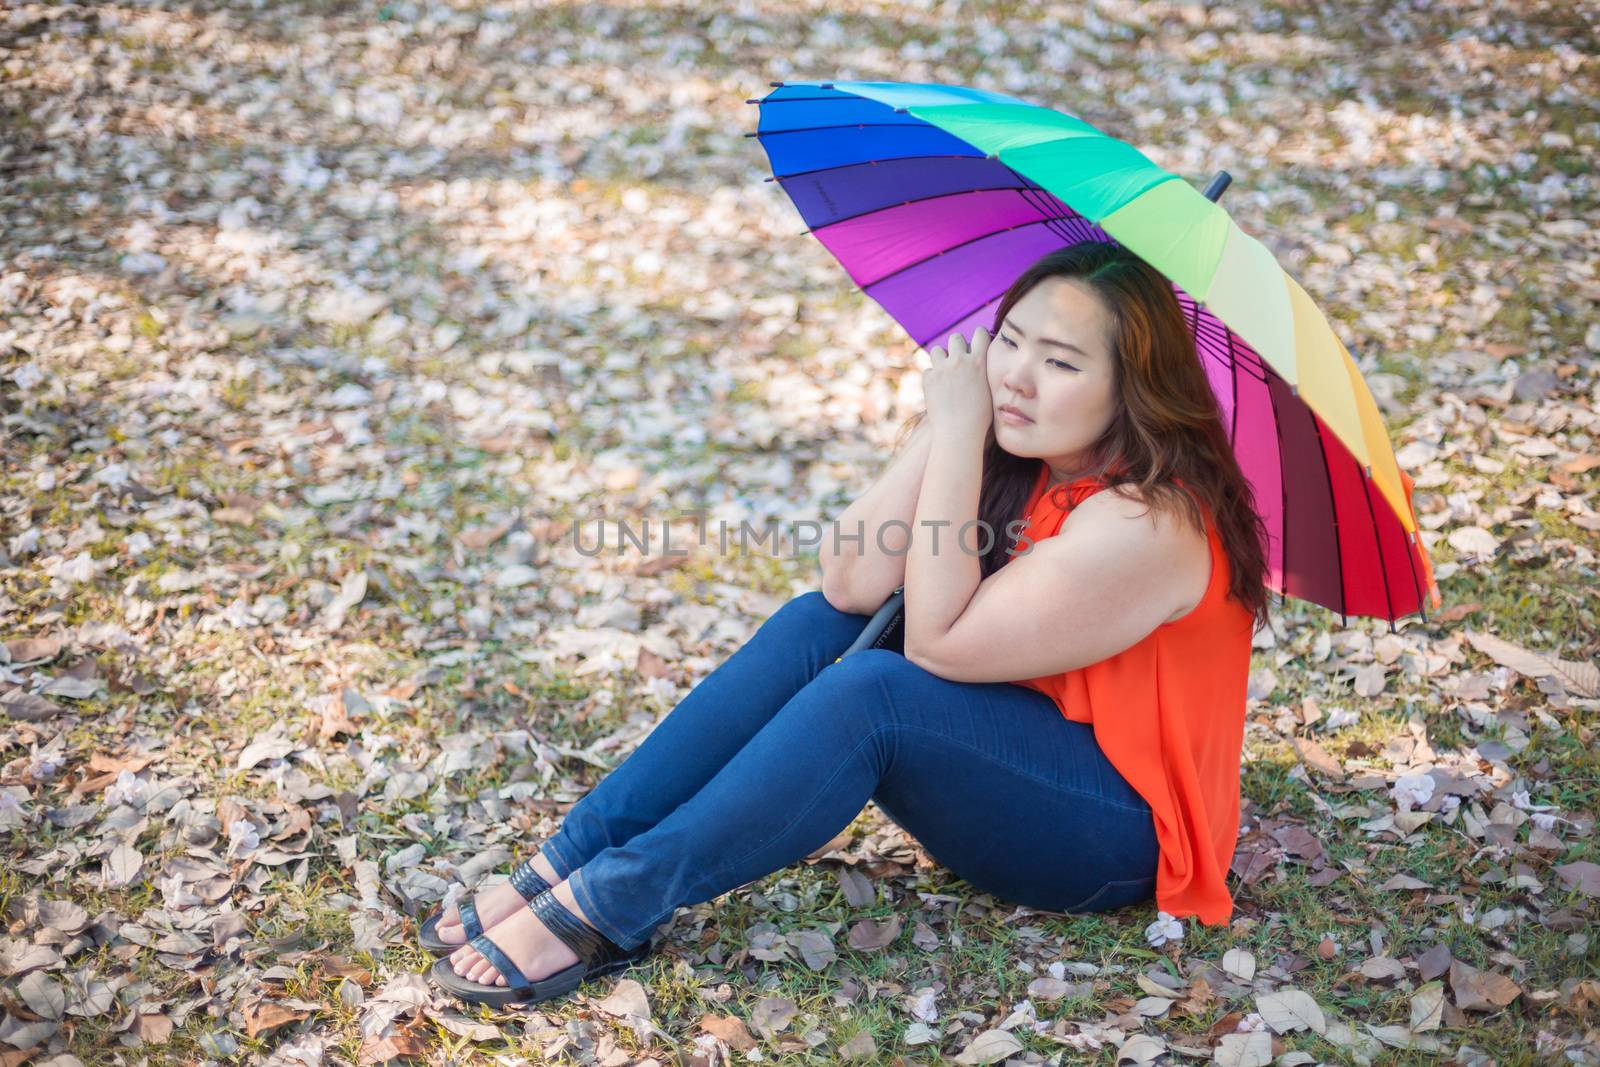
[428,887,651,1008]
[417,856,552,956]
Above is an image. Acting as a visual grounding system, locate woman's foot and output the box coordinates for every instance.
[432,851,563,949]
[448,881,599,986]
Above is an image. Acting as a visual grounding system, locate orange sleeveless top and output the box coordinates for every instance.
[1010,461,1254,926]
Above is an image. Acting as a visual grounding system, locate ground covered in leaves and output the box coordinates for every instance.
[2,0,1598,1064]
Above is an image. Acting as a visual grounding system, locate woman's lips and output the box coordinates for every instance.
[998,406,1033,424]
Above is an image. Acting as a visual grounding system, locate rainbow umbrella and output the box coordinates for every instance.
[748,79,1441,630]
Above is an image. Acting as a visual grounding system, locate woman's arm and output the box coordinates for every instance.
[818,416,933,614]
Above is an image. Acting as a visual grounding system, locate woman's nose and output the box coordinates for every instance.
[1001,368,1032,396]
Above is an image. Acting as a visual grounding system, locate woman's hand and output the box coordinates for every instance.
[922,327,994,441]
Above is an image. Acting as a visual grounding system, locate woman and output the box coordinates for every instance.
[425,241,1271,1007]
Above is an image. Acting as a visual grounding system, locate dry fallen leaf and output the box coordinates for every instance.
[952,1027,1024,1065]
[358,1032,429,1065]
[1117,1033,1171,1064]
[1449,960,1522,1012]
[1289,735,1345,781]
[1213,1031,1274,1067]
[838,1030,877,1060]
[4,636,62,664]
[791,927,838,971]
[846,913,902,952]
[836,866,876,908]
[17,972,64,1021]
[1222,947,1256,981]
[243,997,310,1039]
[1358,956,1406,981]
[1410,980,1445,1031]
[1462,631,1599,697]
[1553,860,1600,897]
[748,995,798,1037]
[594,977,651,1021]
[698,1013,756,1051]
[1255,989,1327,1034]
[103,842,143,888]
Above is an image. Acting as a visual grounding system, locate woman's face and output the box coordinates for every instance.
[987,276,1120,483]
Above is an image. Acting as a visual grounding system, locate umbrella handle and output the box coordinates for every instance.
[835,586,905,662]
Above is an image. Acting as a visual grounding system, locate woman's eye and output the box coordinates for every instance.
[1049,359,1077,371]
[1000,334,1018,348]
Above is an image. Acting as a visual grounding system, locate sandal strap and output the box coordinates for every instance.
[508,857,551,901]
[467,933,536,995]
[529,889,628,969]
[456,897,485,943]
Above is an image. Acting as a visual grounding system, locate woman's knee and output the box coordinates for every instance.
[783,589,854,622]
[758,589,863,642]
[802,649,927,723]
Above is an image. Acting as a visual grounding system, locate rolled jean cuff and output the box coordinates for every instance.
[566,866,652,952]
[540,835,580,882]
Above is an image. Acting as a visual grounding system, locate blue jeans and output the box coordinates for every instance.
[538,590,1158,951]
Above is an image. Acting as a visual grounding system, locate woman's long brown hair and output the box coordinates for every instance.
[896,241,1272,629]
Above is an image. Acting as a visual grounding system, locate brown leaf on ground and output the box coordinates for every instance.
[1290,736,1345,781]
[4,637,62,664]
[1268,822,1325,865]
[836,866,876,907]
[129,1012,174,1045]
[1433,602,1482,623]
[243,997,310,1039]
[594,977,651,1021]
[1553,861,1600,897]
[1230,843,1277,886]
[1449,960,1522,1012]
[1,688,64,722]
[319,692,360,740]
[838,1030,877,1060]
[358,1032,429,1065]
[1462,631,1598,696]
[748,995,798,1036]
[698,1013,756,1051]
[846,913,902,952]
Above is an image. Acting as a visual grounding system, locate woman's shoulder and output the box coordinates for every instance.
[1063,485,1214,579]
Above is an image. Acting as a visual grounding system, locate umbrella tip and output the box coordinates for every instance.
[769,81,785,87]
[1202,171,1233,203]
[1290,383,1299,397]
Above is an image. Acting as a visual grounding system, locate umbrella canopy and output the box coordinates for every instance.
[749,79,1441,628]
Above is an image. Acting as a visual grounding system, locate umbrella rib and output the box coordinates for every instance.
[766,153,998,184]
[751,94,857,104]
[1407,535,1429,625]
[1227,331,1240,447]
[1359,465,1398,627]
[1183,296,1268,385]
[750,121,950,137]
[1397,505,1428,625]
[860,216,1083,292]
[1311,413,1350,626]
[921,287,1008,348]
[1267,370,1290,606]
[1013,185,1080,244]
[801,184,1073,235]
